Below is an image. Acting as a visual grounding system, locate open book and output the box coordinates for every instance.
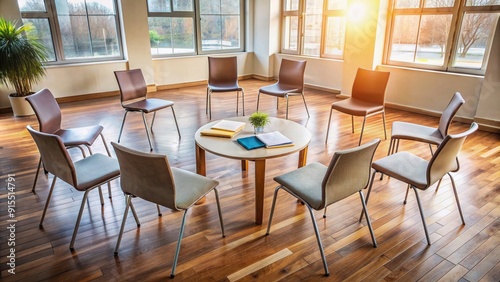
[200,120,246,138]
[256,131,293,148]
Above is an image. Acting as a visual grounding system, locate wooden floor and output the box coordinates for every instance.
[0,79,499,281]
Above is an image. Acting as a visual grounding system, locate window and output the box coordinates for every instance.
[147,0,244,56]
[281,0,347,59]
[386,0,500,74]
[18,0,123,63]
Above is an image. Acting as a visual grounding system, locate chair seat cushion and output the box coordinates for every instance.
[172,167,219,209]
[372,152,429,189]
[123,98,174,113]
[56,125,103,147]
[391,121,443,144]
[274,162,327,210]
[74,153,120,190]
[331,98,384,116]
[208,82,242,92]
[259,83,302,97]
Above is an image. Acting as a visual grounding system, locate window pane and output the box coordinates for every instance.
[466,0,500,6]
[222,16,240,49]
[416,15,452,66]
[201,15,222,50]
[453,12,499,68]
[18,0,46,12]
[88,16,120,56]
[148,17,195,55]
[389,15,419,62]
[303,0,324,56]
[395,0,420,8]
[424,0,455,7]
[22,18,56,61]
[222,0,240,14]
[284,0,299,11]
[200,0,220,14]
[55,0,87,15]
[148,0,171,12]
[86,0,116,14]
[327,0,347,10]
[283,16,299,50]
[173,0,193,12]
[324,16,345,56]
[58,15,91,58]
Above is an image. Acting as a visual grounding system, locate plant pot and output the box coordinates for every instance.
[254,126,265,134]
[8,94,34,117]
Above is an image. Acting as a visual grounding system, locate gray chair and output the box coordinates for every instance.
[266,139,381,276]
[114,69,181,151]
[26,125,120,250]
[257,59,309,119]
[326,68,390,145]
[25,88,111,196]
[362,123,478,245]
[388,92,465,155]
[207,56,244,119]
[111,142,225,278]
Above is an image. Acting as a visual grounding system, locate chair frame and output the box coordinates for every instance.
[257,59,309,120]
[114,69,181,151]
[206,56,245,120]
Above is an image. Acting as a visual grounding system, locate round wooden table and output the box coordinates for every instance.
[195,116,311,224]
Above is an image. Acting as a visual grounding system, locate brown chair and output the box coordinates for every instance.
[257,59,309,119]
[26,125,120,250]
[26,88,111,197]
[266,139,380,276]
[207,56,244,119]
[361,123,478,245]
[388,92,465,155]
[111,142,225,278]
[326,68,390,145]
[114,69,181,151]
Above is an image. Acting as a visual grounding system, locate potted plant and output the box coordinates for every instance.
[249,111,270,134]
[0,17,48,116]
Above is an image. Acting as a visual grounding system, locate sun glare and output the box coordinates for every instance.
[348,2,366,23]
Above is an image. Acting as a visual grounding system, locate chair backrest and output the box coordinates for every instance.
[277,59,307,91]
[438,92,465,137]
[25,88,62,134]
[114,69,148,104]
[208,56,238,86]
[322,138,381,208]
[111,142,176,209]
[427,122,478,186]
[26,125,76,186]
[351,68,390,105]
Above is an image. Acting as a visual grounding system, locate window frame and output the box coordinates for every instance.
[384,0,500,75]
[280,0,347,59]
[147,0,245,57]
[19,0,124,65]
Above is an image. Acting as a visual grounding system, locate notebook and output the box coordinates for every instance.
[211,120,246,132]
[236,136,266,150]
[255,131,293,148]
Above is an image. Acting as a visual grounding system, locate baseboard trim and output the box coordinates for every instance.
[55,90,120,104]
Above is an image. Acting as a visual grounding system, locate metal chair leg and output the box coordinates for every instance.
[170,210,189,278]
[208,90,212,120]
[266,186,281,235]
[359,191,377,247]
[117,111,129,143]
[382,111,387,140]
[32,157,43,193]
[206,88,209,115]
[306,204,330,276]
[214,188,225,237]
[323,207,327,218]
[39,176,57,227]
[130,200,140,226]
[413,187,431,245]
[141,112,153,151]
[301,92,310,118]
[403,184,410,204]
[359,116,367,146]
[360,171,377,222]
[70,188,94,250]
[171,106,181,139]
[448,173,465,224]
[156,204,162,216]
[241,89,245,116]
[256,92,261,112]
[285,95,289,119]
[325,107,334,143]
[150,112,157,131]
[114,195,132,255]
[351,115,355,133]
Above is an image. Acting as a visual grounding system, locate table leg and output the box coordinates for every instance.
[254,159,266,225]
[195,144,207,205]
[241,160,248,171]
[298,146,308,168]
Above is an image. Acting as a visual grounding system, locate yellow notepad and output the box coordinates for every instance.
[200,128,239,138]
[211,120,246,132]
